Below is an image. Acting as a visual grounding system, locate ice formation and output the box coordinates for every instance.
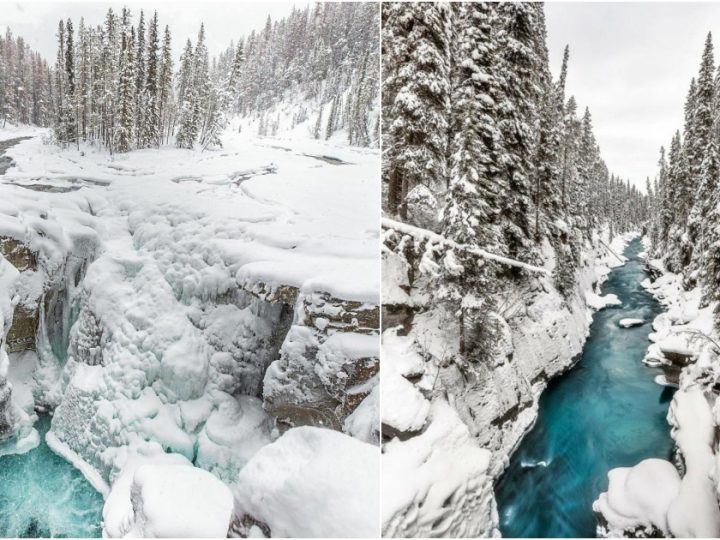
[0,125,380,536]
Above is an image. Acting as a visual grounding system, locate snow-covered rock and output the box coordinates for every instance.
[233,426,379,538]
[586,291,622,310]
[594,459,680,536]
[105,462,234,538]
[618,318,644,328]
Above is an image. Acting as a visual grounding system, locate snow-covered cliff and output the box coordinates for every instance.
[381,226,635,537]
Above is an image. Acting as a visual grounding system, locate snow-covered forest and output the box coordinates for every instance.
[18,2,378,153]
[0,30,53,127]
[382,2,646,307]
[647,33,720,313]
[0,2,379,538]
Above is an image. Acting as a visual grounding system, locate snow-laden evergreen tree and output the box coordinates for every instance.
[134,10,146,148]
[494,2,547,262]
[534,43,567,242]
[201,42,243,149]
[687,34,720,282]
[440,1,504,356]
[383,2,451,222]
[140,12,160,147]
[174,38,196,149]
[158,25,174,144]
[115,10,136,153]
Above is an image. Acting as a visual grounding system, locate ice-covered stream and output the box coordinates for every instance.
[495,237,676,537]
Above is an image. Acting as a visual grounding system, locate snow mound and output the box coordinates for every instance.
[381,328,430,435]
[122,463,233,538]
[593,459,680,535]
[233,426,379,538]
[618,318,644,328]
[666,389,720,538]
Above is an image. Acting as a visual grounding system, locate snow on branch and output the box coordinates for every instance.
[382,218,550,275]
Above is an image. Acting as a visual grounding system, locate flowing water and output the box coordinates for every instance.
[0,415,103,537]
[495,237,676,538]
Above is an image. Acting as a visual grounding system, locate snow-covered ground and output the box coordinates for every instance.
[381,222,636,537]
[0,125,380,537]
[594,248,720,538]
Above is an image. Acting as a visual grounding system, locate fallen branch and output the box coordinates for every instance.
[598,237,625,264]
[382,217,550,275]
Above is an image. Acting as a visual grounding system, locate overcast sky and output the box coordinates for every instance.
[546,2,720,191]
[3,1,305,62]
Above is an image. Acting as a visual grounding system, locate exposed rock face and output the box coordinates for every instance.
[0,237,37,353]
[262,290,379,435]
[0,252,20,443]
[0,376,16,442]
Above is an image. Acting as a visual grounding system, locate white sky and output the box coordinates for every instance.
[546,2,720,191]
[2,1,306,62]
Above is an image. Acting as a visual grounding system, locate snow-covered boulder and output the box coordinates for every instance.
[233,426,379,538]
[658,335,695,365]
[381,328,429,437]
[594,459,680,536]
[106,463,234,538]
[263,292,379,436]
[618,318,644,328]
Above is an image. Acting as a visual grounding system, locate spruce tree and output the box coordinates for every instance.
[495,2,546,262]
[383,2,450,221]
[116,10,136,153]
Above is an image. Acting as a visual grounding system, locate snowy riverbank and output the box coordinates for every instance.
[593,243,720,538]
[381,224,637,537]
[0,129,380,537]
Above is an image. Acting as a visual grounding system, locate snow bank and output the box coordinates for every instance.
[594,459,680,536]
[233,426,379,538]
[586,291,621,310]
[0,125,47,140]
[597,258,720,538]
[383,400,494,537]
